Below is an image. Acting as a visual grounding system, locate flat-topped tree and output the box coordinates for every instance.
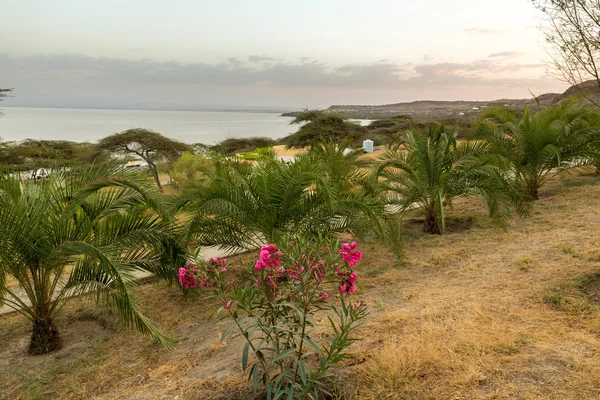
[282,109,367,148]
[97,128,192,188]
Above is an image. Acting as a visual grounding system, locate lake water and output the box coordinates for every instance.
[0,107,298,144]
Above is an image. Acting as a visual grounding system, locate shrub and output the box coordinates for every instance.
[376,124,523,234]
[0,164,175,354]
[181,236,368,398]
[179,149,388,250]
[170,151,211,189]
[474,102,600,200]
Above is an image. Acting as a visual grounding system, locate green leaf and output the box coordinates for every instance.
[220,322,236,342]
[242,342,250,371]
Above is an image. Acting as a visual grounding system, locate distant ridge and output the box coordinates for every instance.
[282,80,600,120]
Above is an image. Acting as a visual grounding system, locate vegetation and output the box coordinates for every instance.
[97,128,192,188]
[170,151,211,189]
[0,165,175,354]
[534,0,600,106]
[209,136,279,155]
[475,102,600,200]
[186,237,367,399]
[377,124,522,234]
[3,171,600,399]
[0,139,104,173]
[282,110,367,148]
[178,147,386,250]
[3,89,600,398]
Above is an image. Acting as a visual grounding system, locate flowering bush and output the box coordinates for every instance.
[183,236,368,399]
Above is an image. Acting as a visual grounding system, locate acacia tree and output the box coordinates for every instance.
[534,0,600,105]
[282,110,367,148]
[97,128,192,188]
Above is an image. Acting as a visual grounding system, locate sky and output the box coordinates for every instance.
[0,0,568,110]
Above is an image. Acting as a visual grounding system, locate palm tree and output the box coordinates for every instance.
[475,102,600,200]
[178,148,386,250]
[0,165,174,354]
[376,125,520,234]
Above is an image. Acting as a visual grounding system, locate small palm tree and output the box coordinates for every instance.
[0,165,174,354]
[376,125,520,234]
[475,102,600,200]
[178,148,385,250]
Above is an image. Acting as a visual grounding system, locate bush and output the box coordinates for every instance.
[171,151,211,189]
[180,236,368,398]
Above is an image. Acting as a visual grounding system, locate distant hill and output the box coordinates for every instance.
[281,80,600,120]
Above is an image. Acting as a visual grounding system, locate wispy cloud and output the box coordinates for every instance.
[248,55,282,63]
[464,28,506,35]
[487,51,523,58]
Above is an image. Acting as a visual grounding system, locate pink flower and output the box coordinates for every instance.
[225,300,232,309]
[337,269,358,295]
[339,243,362,267]
[179,264,199,288]
[254,244,283,270]
[348,271,357,284]
[319,292,329,300]
[221,267,227,273]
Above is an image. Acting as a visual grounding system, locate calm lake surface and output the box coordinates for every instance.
[0,107,297,144]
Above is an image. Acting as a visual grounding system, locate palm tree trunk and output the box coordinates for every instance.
[526,183,539,201]
[29,316,61,355]
[423,213,442,235]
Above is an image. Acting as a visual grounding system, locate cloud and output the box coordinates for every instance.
[464,28,506,35]
[248,55,282,63]
[487,51,523,58]
[423,54,435,61]
[227,57,242,66]
[0,53,562,108]
[0,53,408,89]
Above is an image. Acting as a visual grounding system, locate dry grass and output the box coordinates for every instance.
[2,171,600,399]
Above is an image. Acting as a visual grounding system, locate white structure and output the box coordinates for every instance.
[472,107,479,111]
[458,112,465,116]
[363,139,374,153]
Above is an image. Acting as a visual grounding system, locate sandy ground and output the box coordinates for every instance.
[1,170,600,399]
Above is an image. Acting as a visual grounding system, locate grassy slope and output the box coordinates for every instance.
[1,170,600,400]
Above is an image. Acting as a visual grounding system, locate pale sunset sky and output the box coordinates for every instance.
[0,0,566,109]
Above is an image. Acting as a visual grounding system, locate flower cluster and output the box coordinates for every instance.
[179,263,199,289]
[254,244,283,270]
[337,270,358,293]
[339,242,362,267]
[179,258,227,289]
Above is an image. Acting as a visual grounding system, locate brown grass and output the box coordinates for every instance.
[2,171,600,399]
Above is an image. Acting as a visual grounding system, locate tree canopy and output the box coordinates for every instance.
[0,139,105,174]
[281,110,367,148]
[96,128,192,188]
[534,0,600,106]
[210,136,279,155]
